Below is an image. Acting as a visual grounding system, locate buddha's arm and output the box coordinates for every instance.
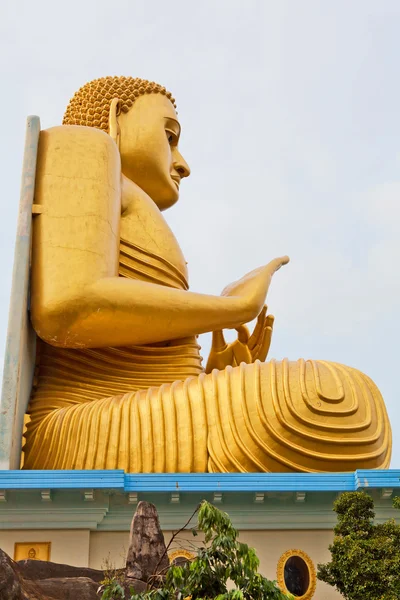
[34,278,249,348]
[32,261,287,348]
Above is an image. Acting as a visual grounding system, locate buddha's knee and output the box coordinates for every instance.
[205,359,391,473]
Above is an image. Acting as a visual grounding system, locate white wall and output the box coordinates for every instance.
[89,531,129,570]
[0,528,341,598]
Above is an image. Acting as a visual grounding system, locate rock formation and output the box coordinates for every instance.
[126,501,169,584]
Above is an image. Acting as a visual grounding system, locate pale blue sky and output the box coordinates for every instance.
[1,1,400,466]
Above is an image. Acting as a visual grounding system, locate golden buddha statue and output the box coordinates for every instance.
[23,76,391,473]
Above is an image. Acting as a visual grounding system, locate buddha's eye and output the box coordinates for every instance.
[166,130,177,145]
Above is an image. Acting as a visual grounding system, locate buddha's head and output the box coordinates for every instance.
[63,76,190,210]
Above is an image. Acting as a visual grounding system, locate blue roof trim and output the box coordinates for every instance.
[0,470,399,492]
[124,472,355,492]
[0,470,125,489]
[356,470,400,489]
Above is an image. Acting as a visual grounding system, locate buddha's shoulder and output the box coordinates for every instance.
[120,176,188,276]
[37,125,121,196]
[39,125,119,161]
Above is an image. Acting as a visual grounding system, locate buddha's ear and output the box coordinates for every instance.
[109,98,121,148]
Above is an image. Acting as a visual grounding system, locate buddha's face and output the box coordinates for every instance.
[117,94,190,210]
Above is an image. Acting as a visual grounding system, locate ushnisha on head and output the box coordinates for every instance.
[63,76,191,210]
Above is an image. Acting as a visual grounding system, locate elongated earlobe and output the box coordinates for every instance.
[109,98,121,148]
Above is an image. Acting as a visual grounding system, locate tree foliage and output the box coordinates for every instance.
[317,491,400,600]
[100,500,292,600]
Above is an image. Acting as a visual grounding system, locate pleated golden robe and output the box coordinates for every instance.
[24,239,391,472]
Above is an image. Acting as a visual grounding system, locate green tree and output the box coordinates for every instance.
[317,491,400,600]
[101,500,292,600]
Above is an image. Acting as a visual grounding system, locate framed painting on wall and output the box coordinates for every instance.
[14,542,51,561]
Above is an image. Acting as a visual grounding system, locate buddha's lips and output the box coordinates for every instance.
[171,175,180,188]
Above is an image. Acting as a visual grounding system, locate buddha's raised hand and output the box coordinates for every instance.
[205,256,288,372]
[221,256,289,324]
[205,306,274,373]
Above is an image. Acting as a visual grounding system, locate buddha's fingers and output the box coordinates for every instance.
[257,326,274,362]
[232,325,252,365]
[235,324,250,344]
[211,330,228,352]
[232,341,252,365]
[252,315,274,362]
[206,330,232,373]
[265,255,290,277]
[248,306,267,351]
[265,314,274,330]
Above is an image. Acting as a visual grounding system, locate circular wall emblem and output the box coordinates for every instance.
[277,549,316,599]
[168,549,196,565]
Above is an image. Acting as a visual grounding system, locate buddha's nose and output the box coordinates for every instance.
[174,151,191,179]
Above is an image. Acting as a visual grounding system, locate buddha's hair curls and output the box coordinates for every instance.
[63,76,176,132]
